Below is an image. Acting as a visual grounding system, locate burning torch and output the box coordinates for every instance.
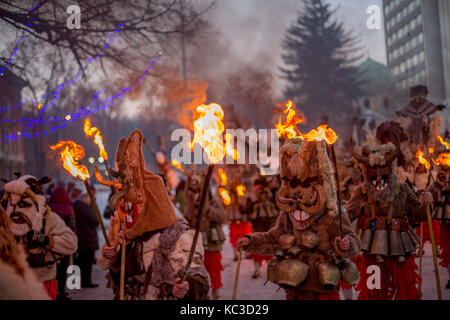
[50,141,110,247]
[84,119,111,178]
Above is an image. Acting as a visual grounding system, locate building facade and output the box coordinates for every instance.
[0,68,26,181]
[383,0,450,105]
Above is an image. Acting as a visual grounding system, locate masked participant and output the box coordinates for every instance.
[429,160,450,289]
[3,175,77,299]
[237,139,361,300]
[183,173,227,300]
[0,205,50,299]
[245,178,279,279]
[97,130,209,300]
[346,139,433,300]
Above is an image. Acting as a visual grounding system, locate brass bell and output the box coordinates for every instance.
[338,259,360,286]
[370,229,389,256]
[436,206,443,220]
[401,232,417,254]
[278,233,297,251]
[276,259,309,288]
[444,205,450,221]
[301,231,320,249]
[407,227,421,246]
[202,231,208,246]
[317,262,340,290]
[275,249,285,259]
[209,227,219,242]
[389,231,405,257]
[360,228,373,252]
[287,245,301,257]
[266,259,279,283]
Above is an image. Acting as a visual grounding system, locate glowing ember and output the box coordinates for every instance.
[218,168,227,186]
[416,148,431,170]
[171,159,183,171]
[429,147,435,154]
[236,184,246,197]
[50,141,90,181]
[275,100,337,144]
[438,136,450,150]
[84,119,108,161]
[191,103,226,164]
[431,153,450,167]
[218,188,231,205]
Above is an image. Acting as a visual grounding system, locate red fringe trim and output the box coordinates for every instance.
[248,253,272,263]
[229,221,252,248]
[204,251,223,290]
[356,255,421,300]
[44,279,58,300]
[439,223,450,267]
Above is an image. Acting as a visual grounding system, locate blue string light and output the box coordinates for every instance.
[0,23,125,114]
[3,55,161,143]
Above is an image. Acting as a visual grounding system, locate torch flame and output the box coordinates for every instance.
[218,168,227,186]
[84,119,108,161]
[438,136,450,150]
[416,148,431,170]
[50,141,90,181]
[236,184,246,197]
[431,153,450,167]
[275,100,337,144]
[191,103,226,164]
[225,133,240,160]
[218,188,231,206]
[171,159,182,170]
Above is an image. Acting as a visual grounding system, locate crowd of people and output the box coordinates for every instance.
[0,85,449,300]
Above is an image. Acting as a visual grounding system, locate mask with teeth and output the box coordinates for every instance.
[436,165,450,191]
[350,138,399,204]
[276,139,338,217]
[4,175,50,236]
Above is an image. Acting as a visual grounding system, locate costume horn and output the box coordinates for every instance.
[349,137,369,164]
[94,166,117,187]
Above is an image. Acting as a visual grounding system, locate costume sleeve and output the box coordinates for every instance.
[244,211,287,256]
[46,212,77,255]
[329,208,361,258]
[97,212,121,270]
[344,186,364,221]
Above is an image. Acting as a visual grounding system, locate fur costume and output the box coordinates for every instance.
[346,140,429,300]
[0,206,50,300]
[3,175,77,298]
[98,130,209,300]
[243,139,361,299]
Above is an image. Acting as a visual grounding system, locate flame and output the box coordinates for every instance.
[218,188,231,205]
[50,141,90,181]
[438,136,450,150]
[236,184,246,197]
[416,148,431,170]
[224,133,240,160]
[191,103,226,164]
[275,100,337,144]
[218,168,227,186]
[171,159,183,171]
[431,153,450,167]
[84,119,108,161]
[429,147,434,154]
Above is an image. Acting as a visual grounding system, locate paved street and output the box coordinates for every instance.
[68,223,449,300]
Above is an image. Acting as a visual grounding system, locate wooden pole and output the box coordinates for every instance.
[329,144,344,237]
[426,204,442,300]
[181,164,215,282]
[120,223,126,300]
[83,179,111,246]
[232,247,243,300]
[418,224,424,293]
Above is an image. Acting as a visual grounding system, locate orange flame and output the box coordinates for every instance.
[218,168,227,186]
[84,119,108,161]
[431,153,450,167]
[416,148,431,170]
[429,147,435,154]
[225,133,240,160]
[50,141,90,181]
[438,136,450,150]
[191,103,226,164]
[171,159,183,171]
[236,184,246,197]
[218,188,231,205]
[275,100,337,144]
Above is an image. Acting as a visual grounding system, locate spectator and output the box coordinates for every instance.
[48,186,76,300]
[73,185,99,288]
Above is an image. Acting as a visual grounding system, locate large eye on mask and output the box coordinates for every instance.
[17,200,33,208]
